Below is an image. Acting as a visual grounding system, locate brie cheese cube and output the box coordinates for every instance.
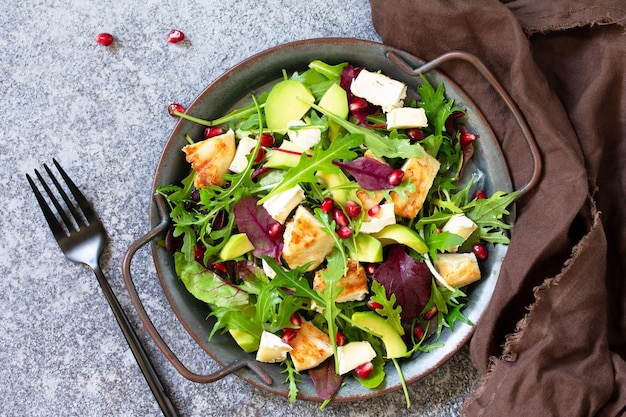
[391,145,441,218]
[287,120,321,151]
[182,129,236,188]
[350,69,407,113]
[435,252,481,288]
[256,330,293,363]
[386,107,428,129]
[262,185,305,223]
[360,203,396,234]
[313,260,369,303]
[228,136,258,174]
[288,320,333,372]
[336,341,377,375]
[282,206,334,271]
[442,213,478,252]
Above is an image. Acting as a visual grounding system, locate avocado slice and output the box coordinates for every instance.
[318,83,349,139]
[219,233,254,260]
[316,170,351,205]
[265,79,315,133]
[352,311,407,358]
[229,329,259,353]
[372,224,428,254]
[350,233,383,263]
[265,140,306,169]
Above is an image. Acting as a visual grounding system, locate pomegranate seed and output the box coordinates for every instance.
[367,205,381,217]
[335,330,345,346]
[387,169,404,186]
[259,133,275,147]
[320,198,335,213]
[167,29,185,43]
[95,33,114,47]
[337,226,353,239]
[414,323,425,340]
[281,328,297,344]
[268,223,283,241]
[407,128,425,142]
[290,312,302,327]
[365,263,376,275]
[212,262,227,274]
[423,306,438,320]
[367,300,383,310]
[168,103,185,117]
[250,147,265,163]
[354,362,374,379]
[349,97,369,113]
[345,200,362,218]
[332,209,349,227]
[460,132,476,148]
[194,244,205,264]
[203,126,224,138]
[472,243,489,261]
[475,190,487,200]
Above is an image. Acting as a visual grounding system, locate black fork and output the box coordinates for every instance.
[27,160,179,417]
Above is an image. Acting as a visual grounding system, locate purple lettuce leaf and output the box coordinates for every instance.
[373,245,432,320]
[233,196,283,261]
[308,359,344,400]
[333,157,396,190]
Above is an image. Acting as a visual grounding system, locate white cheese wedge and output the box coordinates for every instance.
[435,252,481,288]
[313,260,369,303]
[391,145,441,218]
[350,69,407,113]
[386,107,428,129]
[286,120,321,151]
[256,330,293,363]
[261,258,277,279]
[282,206,334,271]
[288,320,333,372]
[228,136,258,174]
[262,185,305,224]
[182,129,236,188]
[336,341,377,375]
[360,203,396,234]
[442,213,478,252]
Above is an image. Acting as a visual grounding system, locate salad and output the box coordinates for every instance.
[159,59,517,405]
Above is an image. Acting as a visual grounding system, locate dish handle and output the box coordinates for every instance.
[386,50,542,199]
[121,193,273,386]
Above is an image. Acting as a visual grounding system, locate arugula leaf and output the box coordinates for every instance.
[421,280,470,340]
[258,134,360,203]
[417,78,463,137]
[369,280,404,335]
[282,357,301,403]
[423,223,465,260]
[465,190,519,244]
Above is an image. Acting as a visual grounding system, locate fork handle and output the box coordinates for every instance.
[92,264,180,417]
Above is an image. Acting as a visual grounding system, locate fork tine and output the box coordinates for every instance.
[52,159,98,223]
[26,172,68,240]
[43,162,87,229]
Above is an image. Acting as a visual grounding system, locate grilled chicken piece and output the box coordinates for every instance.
[182,129,236,188]
[391,146,440,218]
[282,206,334,271]
[313,259,369,303]
[435,252,481,287]
[288,320,333,372]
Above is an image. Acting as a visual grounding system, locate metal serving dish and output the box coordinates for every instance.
[122,38,540,402]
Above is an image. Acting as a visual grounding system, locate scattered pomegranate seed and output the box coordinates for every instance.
[168,103,185,117]
[414,323,425,340]
[387,169,404,186]
[367,300,383,310]
[354,362,374,379]
[367,205,381,217]
[290,312,302,327]
[167,29,185,43]
[259,133,275,147]
[475,190,487,200]
[250,147,265,163]
[332,209,349,227]
[460,132,477,148]
[95,33,114,47]
[320,198,335,213]
[423,306,438,320]
[407,128,425,142]
[337,226,353,239]
[212,262,227,274]
[268,223,283,241]
[194,244,205,264]
[281,328,297,344]
[204,126,224,138]
[335,330,345,346]
[364,263,377,275]
[345,200,362,218]
[349,97,369,113]
[472,243,489,261]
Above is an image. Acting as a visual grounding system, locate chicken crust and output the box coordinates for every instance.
[182,130,236,188]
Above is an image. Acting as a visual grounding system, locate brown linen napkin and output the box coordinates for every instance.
[368,1,626,415]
